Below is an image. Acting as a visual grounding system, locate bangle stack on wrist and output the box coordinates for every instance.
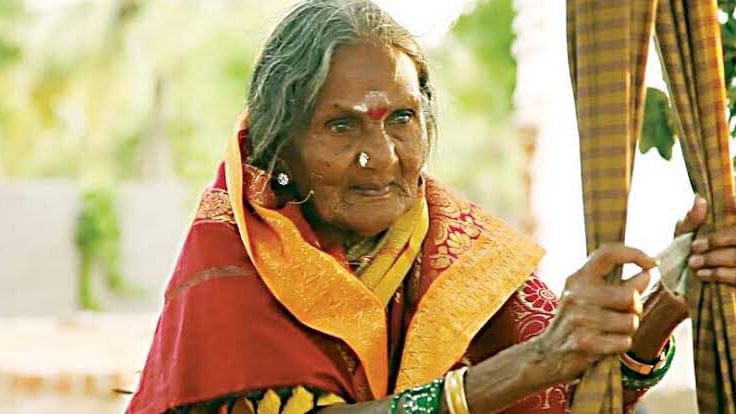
[389,379,444,414]
[620,337,676,391]
[387,366,471,414]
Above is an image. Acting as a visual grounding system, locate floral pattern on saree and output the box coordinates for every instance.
[424,184,482,273]
[195,189,236,225]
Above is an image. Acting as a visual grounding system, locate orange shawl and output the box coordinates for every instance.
[127,121,546,413]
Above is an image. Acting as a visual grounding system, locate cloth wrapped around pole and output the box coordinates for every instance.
[655,1,736,411]
[568,0,736,412]
[566,1,657,412]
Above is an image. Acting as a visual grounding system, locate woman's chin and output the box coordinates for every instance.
[340,213,400,237]
[314,197,417,238]
[346,220,393,238]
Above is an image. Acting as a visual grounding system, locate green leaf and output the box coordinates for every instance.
[640,87,677,160]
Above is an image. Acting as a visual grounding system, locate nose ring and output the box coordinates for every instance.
[357,152,370,168]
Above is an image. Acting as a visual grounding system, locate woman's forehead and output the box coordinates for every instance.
[316,43,421,107]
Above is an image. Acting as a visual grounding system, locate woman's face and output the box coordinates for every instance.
[283,42,428,237]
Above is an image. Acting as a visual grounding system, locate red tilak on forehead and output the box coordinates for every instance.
[366,107,388,120]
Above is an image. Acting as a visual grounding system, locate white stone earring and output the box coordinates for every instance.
[357,152,370,168]
[276,172,290,186]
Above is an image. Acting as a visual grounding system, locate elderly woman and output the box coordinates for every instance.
[126,1,736,413]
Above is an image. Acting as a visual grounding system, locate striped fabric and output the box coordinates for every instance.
[566,1,657,412]
[654,1,736,412]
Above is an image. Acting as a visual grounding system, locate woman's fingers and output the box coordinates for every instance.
[550,252,656,379]
[561,327,633,355]
[685,221,736,286]
[695,267,736,285]
[542,272,647,381]
[622,270,651,295]
[591,307,640,335]
[689,247,736,269]
[674,194,708,237]
[595,333,634,355]
[562,305,640,334]
[692,228,736,253]
[583,244,656,279]
[564,284,643,314]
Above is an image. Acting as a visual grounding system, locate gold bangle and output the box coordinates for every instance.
[619,339,672,376]
[443,367,470,414]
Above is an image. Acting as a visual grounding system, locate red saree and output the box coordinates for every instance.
[127,126,567,413]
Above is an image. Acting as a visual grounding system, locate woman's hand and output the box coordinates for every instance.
[532,244,655,385]
[674,194,708,238]
[678,195,736,285]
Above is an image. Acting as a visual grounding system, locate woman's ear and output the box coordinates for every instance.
[271,157,293,187]
[275,157,293,176]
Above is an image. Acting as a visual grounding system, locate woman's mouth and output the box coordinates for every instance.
[350,184,392,197]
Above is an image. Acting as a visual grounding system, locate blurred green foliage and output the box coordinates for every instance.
[2,0,524,306]
[450,0,516,116]
[430,0,522,219]
[0,38,20,68]
[0,0,523,220]
[0,0,22,13]
[75,186,124,310]
[0,0,279,182]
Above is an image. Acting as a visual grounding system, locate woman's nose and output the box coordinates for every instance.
[361,126,398,170]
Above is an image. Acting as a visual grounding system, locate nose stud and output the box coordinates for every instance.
[357,152,370,168]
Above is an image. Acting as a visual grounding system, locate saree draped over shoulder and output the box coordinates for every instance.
[127,117,565,414]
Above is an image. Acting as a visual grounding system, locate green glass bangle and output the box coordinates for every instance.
[621,337,676,391]
[388,379,444,414]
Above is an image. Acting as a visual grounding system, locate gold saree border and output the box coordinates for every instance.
[395,217,545,390]
[225,112,544,397]
[165,266,256,302]
[224,118,389,398]
[195,188,236,225]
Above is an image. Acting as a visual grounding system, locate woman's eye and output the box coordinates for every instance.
[390,110,414,125]
[326,119,353,133]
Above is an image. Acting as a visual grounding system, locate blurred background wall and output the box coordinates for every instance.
[0,0,697,412]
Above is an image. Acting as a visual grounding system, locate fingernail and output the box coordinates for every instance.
[697,269,712,279]
[633,291,643,315]
[692,239,708,253]
[689,255,704,267]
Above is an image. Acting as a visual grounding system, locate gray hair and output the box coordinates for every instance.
[246,0,436,171]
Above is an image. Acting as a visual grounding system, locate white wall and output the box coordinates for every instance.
[0,181,80,317]
[0,180,191,316]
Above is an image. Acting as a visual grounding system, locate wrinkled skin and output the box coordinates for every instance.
[533,194,736,384]
[533,244,654,383]
[282,43,427,240]
[680,195,736,286]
